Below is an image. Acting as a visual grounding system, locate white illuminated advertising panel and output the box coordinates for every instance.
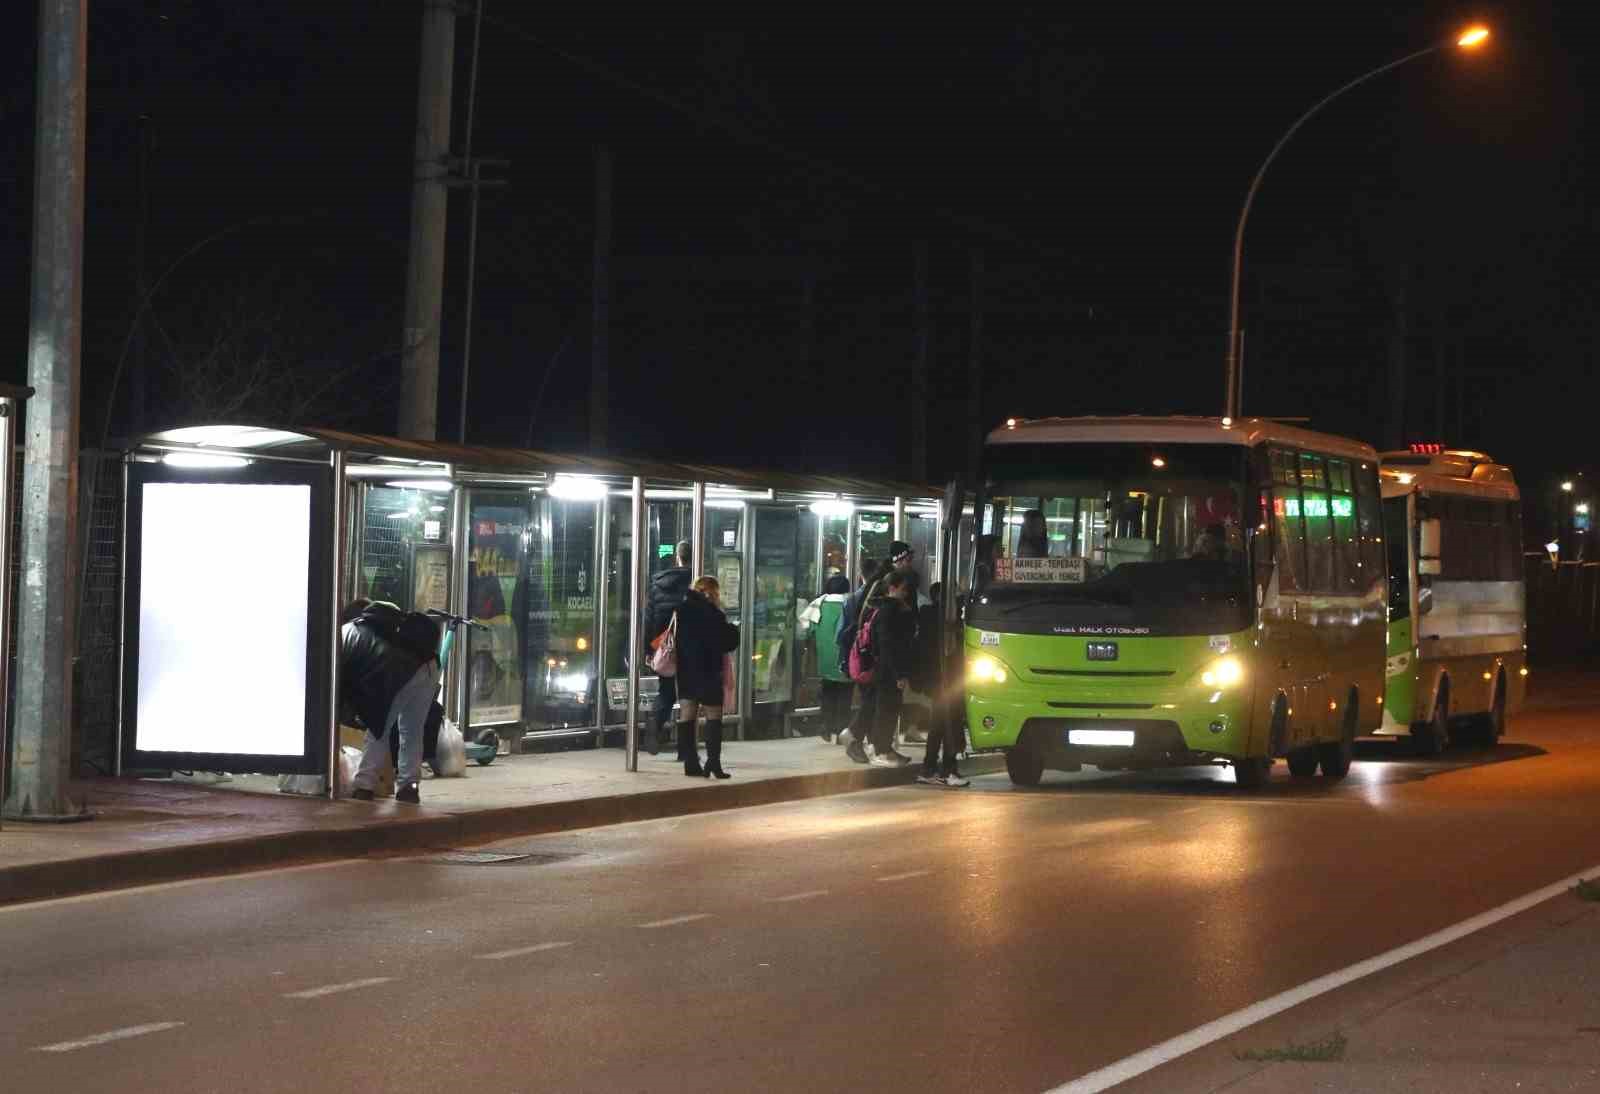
[135,482,311,757]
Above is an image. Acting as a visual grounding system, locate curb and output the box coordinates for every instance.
[0,754,1006,908]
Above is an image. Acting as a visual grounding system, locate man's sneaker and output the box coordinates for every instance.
[350,788,375,801]
[870,749,911,768]
[395,782,420,805]
[916,772,943,786]
[940,772,971,788]
[838,728,855,748]
[820,732,836,744]
[846,740,869,764]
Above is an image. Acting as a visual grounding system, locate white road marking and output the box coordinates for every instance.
[765,889,829,903]
[475,941,574,960]
[637,913,713,929]
[34,1022,185,1053]
[1044,860,1600,1094]
[876,870,931,883]
[283,976,394,1000]
[0,859,359,915]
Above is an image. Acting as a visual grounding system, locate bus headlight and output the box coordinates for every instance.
[1201,656,1244,689]
[969,655,1008,684]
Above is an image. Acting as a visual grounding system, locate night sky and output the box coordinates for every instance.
[1,3,1591,513]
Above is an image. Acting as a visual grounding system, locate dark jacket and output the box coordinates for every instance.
[645,565,692,655]
[864,593,916,689]
[674,588,740,705]
[340,603,428,739]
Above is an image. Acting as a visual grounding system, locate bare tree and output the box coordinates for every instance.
[146,274,402,429]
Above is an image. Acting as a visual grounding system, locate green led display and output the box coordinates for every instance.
[1302,496,1330,518]
[1284,497,1301,517]
[657,544,675,558]
[1331,497,1354,518]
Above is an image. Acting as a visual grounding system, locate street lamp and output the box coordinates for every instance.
[1222,25,1491,419]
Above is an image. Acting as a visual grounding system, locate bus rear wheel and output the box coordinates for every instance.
[1413,689,1450,756]
[1318,707,1355,779]
[1286,748,1319,777]
[1005,744,1044,787]
[1461,682,1506,747]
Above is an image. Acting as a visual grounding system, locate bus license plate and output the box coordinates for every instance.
[1067,728,1135,747]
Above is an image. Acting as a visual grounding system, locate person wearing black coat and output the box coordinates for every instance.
[643,541,693,756]
[339,599,440,803]
[671,577,740,778]
[862,570,917,767]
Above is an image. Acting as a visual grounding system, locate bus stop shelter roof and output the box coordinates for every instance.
[137,424,940,502]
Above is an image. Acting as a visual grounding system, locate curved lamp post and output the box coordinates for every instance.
[1223,24,1490,420]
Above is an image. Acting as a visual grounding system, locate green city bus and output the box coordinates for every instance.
[1376,447,1526,751]
[962,416,1387,788]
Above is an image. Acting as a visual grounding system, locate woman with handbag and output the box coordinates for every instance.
[669,575,740,778]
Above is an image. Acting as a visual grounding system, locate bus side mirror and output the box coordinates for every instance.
[1418,517,1442,576]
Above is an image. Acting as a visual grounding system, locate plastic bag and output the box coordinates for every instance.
[433,718,467,778]
[337,745,363,796]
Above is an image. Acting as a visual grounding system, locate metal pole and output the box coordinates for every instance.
[456,0,485,445]
[6,0,85,822]
[451,483,470,734]
[593,491,610,748]
[1224,42,1443,420]
[399,0,456,441]
[326,450,347,798]
[691,481,706,578]
[114,456,129,776]
[624,476,645,771]
[590,144,613,456]
[894,497,906,545]
[0,399,16,825]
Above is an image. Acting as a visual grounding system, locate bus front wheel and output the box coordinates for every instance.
[1233,756,1271,789]
[1005,745,1044,787]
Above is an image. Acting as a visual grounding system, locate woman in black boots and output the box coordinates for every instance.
[672,575,740,778]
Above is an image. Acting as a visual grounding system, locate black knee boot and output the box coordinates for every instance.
[678,721,702,776]
[703,719,730,779]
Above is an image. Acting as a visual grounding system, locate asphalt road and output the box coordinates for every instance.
[7,696,1600,1094]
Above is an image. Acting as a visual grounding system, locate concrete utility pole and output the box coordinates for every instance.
[6,0,86,822]
[911,241,930,485]
[590,144,612,456]
[398,0,457,441]
[966,250,984,479]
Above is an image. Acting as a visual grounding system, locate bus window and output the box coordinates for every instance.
[1356,462,1384,591]
[1272,487,1306,593]
[1299,454,1334,592]
[1327,458,1359,593]
[1383,495,1410,620]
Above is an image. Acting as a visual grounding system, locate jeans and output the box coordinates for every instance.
[869,685,903,755]
[819,680,852,736]
[355,660,440,792]
[922,702,966,774]
[653,673,678,735]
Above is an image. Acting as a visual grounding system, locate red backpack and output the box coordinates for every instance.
[848,606,880,685]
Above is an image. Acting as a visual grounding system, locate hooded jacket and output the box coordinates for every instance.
[645,565,692,653]
[863,591,916,689]
[340,602,429,739]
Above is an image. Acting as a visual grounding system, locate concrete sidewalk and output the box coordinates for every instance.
[0,736,1000,907]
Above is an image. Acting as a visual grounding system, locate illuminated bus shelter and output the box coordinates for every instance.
[119,425,939,785]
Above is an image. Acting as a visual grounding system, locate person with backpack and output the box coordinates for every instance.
[644,541,694,757]
[671,575,741,778]
[837,560,881,762]
[852,569,917,768]
[339,599,441,803]
[799,572,853,742]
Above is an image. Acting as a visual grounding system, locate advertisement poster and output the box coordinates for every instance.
[411,545,452,614]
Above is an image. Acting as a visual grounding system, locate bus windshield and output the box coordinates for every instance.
[969,442,1252,636]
